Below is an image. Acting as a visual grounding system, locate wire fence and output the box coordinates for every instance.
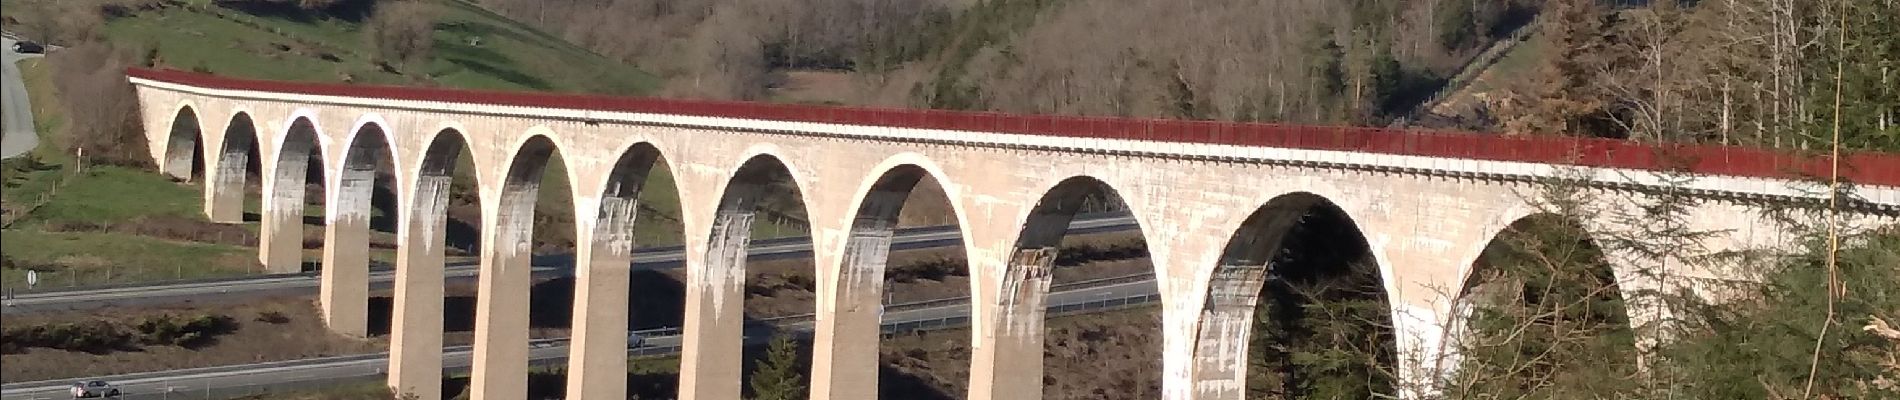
[0,255,266,300]
[2,289,1162,399]
[748,272,1156,327]
[0,154,85,228]
[627,288,1164,359]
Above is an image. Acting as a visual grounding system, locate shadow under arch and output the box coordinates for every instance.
[467,133,578,399]
[379,127,485,400]
[1193,191,1396,399]
[683,152,816,400]
[993,175,1161,399]
[799,162,972,399]
[206,112,262,222]
[1444,212,1636,397]
[557,141,692,400]
[316,120,401,337]
[260,117,326,273]
[162,105,204,181]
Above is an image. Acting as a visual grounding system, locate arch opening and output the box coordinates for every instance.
[677,154,816,400]
[551,141,691,400]
[1445,213,1635,397]
[795,163,973,399]
[465,134,581,399]
[1195,193,1396,399]
[208,112,261,223]
[261,117,326,273]
[318,121,400,337]
[728,156,817,390]
[162,106,204,181]
[378,129,486,400]
[1005,176,1161,399]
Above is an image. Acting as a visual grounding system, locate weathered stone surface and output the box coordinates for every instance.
[130,78,1898,400]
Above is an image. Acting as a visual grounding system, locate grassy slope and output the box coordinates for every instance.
[0,0,694,288]
[109,0,659,94]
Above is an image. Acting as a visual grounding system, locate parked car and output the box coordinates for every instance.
[627,332,646,348]
[12,41,44,54]
[69,380,119,398]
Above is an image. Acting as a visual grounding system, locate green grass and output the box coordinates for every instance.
[0,230,255,288]
[1467,31,1548,94]
[227,381,394,400]
[13,166,205,226]
[1,59,70,209]
[101,0,659,95]
[0,0,798,290]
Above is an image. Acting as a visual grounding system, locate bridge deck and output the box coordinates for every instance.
[125,68,1900,187]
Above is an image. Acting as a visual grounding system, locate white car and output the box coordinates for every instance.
[69,380,119,398]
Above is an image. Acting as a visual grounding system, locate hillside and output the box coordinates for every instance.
[0,0,677,289]
[4,0,659,94]
[478,0,1541,126]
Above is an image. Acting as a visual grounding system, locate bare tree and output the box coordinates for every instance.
[364,1,436,71]
[48,42,149,166]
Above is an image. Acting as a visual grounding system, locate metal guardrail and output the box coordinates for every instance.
[626,290,1164,359]
[0,213,1134,297]
[2,287,1162,399]
[750,272,1156,326]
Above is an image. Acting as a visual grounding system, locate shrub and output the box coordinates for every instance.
[364,1,435,70]
[2,321,135,354]
[47,41,150,167]
[256,310,290,324]
[132,313,238,347]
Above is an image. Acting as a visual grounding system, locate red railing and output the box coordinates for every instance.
[126,68,1900,187]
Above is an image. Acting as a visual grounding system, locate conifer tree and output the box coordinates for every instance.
[748,335,807,400]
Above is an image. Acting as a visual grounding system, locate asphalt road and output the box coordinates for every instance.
[2,212,1138,314]
[0,279,1159,400]
[1,33,45,159]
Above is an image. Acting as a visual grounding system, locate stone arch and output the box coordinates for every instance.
[563,141,687,400]
[469,133,579,399]
[259,116,327,273]
[585,141,673,251]
[317,118,401,337]
[679,151,817,400]
[812,154,971,399]
[386,127,480,400]
[1190,191,1396,400]
[1440,211,1635,396]
[203,111,261,222]
[990,174,1161,399]
[161,104,204,180]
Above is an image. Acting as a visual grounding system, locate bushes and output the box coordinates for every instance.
[47,41,150,167]
[2,321,133,354]
[134,314,238,347]
[256,310,290,324]
[364,0,435,71]
[41,215,259,246]
[1,313,239,354]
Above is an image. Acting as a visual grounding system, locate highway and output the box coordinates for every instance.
[0,279,1160,400]
[1,33,45,159]
[2,212,1136,315]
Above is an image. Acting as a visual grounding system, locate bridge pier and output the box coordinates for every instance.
[470,188,537,400]
[1184,263,1268,399]
[203,136,247,224]
[388,173,451,400]
[678,188,760,400]
[811,175,913,400]
[319,161,375,338]
[257,140,312,275]
[565,202,635,400]
[968,247,1056,400]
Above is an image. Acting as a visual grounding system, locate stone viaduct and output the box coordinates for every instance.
[125,68,1899,400]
